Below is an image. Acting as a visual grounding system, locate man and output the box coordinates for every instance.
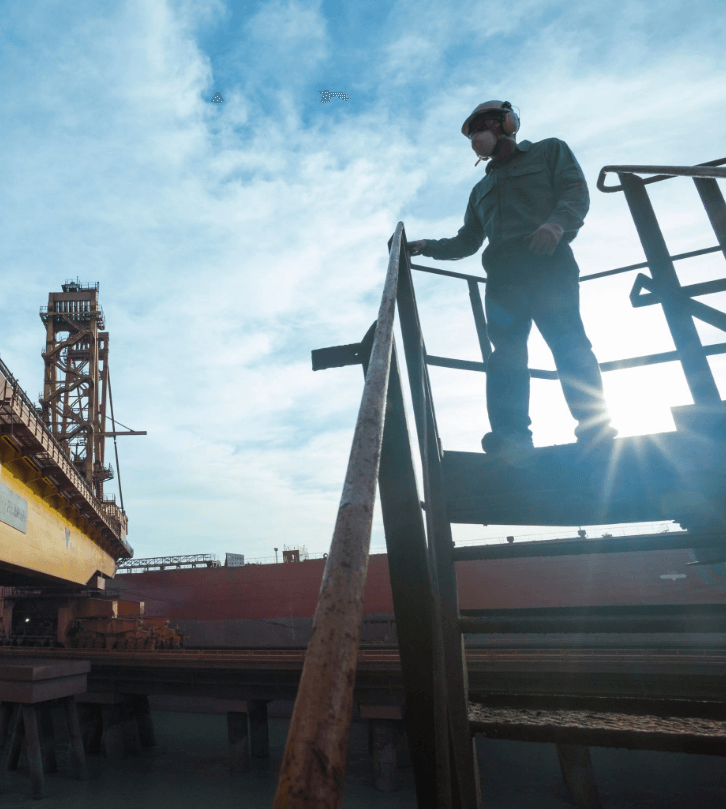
[408,100,617,462]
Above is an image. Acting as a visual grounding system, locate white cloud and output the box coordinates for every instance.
[0,0,724,561]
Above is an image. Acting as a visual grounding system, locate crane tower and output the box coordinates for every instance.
[39,280,113,501]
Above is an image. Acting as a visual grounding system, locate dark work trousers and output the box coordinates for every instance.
[483,239,609,439]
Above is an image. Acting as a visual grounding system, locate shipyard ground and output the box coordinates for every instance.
[0,706,724,807]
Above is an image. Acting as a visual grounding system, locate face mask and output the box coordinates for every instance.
[471,130,498,158]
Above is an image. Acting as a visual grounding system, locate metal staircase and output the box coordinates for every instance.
[272,158,726,808]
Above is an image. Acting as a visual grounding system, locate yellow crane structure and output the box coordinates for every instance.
[0,281,133,591]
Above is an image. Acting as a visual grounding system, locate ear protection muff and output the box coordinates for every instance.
[500,101,520,136]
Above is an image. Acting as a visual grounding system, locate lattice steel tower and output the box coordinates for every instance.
[39,280,113,500]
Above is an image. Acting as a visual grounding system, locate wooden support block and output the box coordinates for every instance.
[63,696,89,780]
[227,711,250,773]
[0,702,14,756]
[22,704,47,799]
[7,704,24,771]
[249,700,269,759]
[101,705,125,760]
[78,704,103,756]
[370,718,399,792]
[119,700,141,756]
[556,744,601,809]
[39,704,58,774]
[133,695,157,748]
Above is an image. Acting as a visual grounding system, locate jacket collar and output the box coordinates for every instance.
[486,139,532,173]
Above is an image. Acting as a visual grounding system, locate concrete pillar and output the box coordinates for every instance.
[556,744,602,809]
[227,711,250,773]
[249,700,269,759]
[370,718,399,792]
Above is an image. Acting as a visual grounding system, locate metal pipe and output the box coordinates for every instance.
[272,223,403,809]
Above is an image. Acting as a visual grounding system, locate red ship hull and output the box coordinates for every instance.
[113,548,726,648]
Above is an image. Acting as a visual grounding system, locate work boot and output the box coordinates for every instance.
[481,431,536,468]
[575,422,618,452]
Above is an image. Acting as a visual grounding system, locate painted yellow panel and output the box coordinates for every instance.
[0,462,117,586]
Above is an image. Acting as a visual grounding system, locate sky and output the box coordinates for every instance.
[1,0,725,564]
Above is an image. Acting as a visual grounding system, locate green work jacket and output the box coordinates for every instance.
[419,138,589,262]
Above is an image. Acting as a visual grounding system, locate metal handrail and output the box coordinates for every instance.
[273,223,403,809]
[597,158,726,192]
[411,160,726,385]
[293,156,726,805]
[0,353,132,557]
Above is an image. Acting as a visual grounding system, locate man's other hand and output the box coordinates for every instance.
[408,240,427,256]
[526,223,564,256]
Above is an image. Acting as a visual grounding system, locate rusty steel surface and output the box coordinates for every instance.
[2,646,726,674]
[459,604,726,635]
[468,702,726,756]
[272,223,403,809]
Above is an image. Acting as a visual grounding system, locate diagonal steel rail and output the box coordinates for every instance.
[272,223,403,809]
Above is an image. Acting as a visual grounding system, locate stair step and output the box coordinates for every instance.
[468,702,726,755]
[442,432,725,527]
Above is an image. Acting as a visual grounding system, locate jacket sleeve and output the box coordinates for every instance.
[544,139,590,234]
[420,193,485,261]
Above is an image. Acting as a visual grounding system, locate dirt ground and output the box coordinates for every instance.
[0,709,724,807]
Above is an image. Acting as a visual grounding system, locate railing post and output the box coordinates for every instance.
[374,342,440,808]
[396,247,482,808]
[467,279,491,364]
[619,172,721,405]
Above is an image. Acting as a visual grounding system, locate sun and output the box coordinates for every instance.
[601,363,692,438]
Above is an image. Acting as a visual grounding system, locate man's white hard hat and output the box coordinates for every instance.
[461,100,520,138]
